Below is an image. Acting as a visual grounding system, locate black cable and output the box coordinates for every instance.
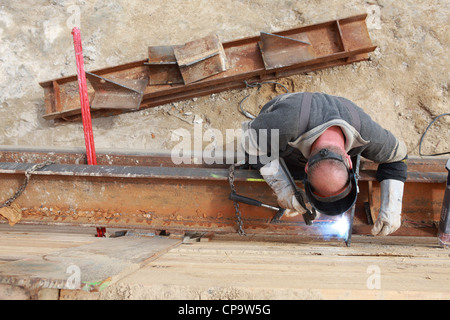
[418,113,450,156]
[238,80,289,119]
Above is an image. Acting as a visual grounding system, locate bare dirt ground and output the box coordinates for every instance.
[0,0,448,157]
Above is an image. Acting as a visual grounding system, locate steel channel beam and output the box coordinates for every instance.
[0,148,447,181]
[0,150,447,241]
[0,164,345,239]
[40,14,376,121]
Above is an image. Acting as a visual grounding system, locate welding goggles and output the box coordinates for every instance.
[303,148,358,216]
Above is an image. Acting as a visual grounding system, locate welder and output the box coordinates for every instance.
[241,92,407,236]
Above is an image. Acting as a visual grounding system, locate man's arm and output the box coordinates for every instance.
[241,93,305,169]
[375,158,408,183]
[346,100,408,236]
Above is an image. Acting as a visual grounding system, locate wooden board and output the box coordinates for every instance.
[61,235,450,300]
[1,226,448,300]
[0,230,181,292]
[0,225,101,261]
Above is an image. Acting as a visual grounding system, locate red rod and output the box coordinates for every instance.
[72,27,97,165]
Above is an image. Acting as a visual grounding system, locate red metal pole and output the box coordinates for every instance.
[72,27,97,165]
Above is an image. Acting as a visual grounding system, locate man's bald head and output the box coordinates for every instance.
[306,147,350,197]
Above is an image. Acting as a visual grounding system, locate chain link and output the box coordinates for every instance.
[1,160,55,209]
[228,164,246,236]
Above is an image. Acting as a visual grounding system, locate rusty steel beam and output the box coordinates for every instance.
[0,148,447,243]
[40,14,376,121]
[0,163,349,239]
[0,156,447,183]
[0,147,447,182]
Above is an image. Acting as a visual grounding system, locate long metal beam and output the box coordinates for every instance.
[0,148,446,244]
[39,14,376,121]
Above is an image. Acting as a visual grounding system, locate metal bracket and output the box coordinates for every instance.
[173,34,228,84]
[259,32,316,69]
[146,45,184,85]
[86,72,148,110]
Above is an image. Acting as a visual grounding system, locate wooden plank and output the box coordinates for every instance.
[0,236,101,261]
[0,225,102,261]
[76,236,449,300]
[0,235,181,292]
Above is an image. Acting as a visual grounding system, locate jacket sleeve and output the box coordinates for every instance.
[355,106,408,182]
[242,93,304,169]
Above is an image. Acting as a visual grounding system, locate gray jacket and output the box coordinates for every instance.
[242,92,408,182]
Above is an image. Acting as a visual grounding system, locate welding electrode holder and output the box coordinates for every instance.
[278,157,317,225]
[228,158,316,225]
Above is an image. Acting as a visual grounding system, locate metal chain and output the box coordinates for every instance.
[1,160,54,209]
[228,164,246,236]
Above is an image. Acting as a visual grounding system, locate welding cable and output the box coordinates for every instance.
[238,80,289,119]
[418,113,450,156]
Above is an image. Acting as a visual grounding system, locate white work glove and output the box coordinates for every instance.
[259,159,304,213]
[371,179,404,236]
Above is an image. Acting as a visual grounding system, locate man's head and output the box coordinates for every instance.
[305,146,352,197]
[303,146,357,216]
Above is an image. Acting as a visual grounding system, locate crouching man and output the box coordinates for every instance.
[241,92,407,236]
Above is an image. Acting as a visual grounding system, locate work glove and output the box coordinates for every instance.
[259,159,304,213]
[371,179,404,236]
